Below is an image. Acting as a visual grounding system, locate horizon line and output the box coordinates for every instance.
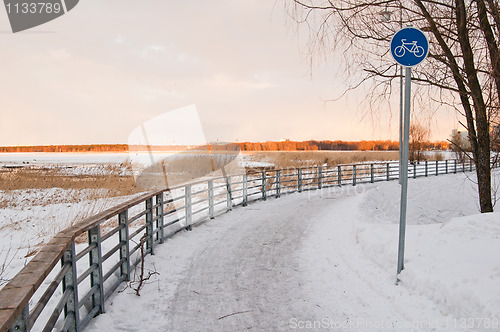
[0,137,450,148]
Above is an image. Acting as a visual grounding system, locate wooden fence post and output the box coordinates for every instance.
[298,169,303,192]
[156,193,164,243]
[119,211,130,281]
[276,170,281,197]
[242,175,248,207]
[226,177,232,211]
[10,305,29,332]
[262,171,267,200]
[185,185,192,230]
[62,242,80,332]
[88,226,105,315]
[208,180,215,218]
[145,198,154,254]
[318,167,323,189]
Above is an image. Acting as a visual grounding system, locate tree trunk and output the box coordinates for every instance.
[474,123,493,213]
[456,0,493,213]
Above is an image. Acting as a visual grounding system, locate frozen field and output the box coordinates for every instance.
[0,152,268,171]
[0,150,450,168]
[0,152,132,165]
[80,170,500,332]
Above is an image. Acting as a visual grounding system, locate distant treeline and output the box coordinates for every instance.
[0,144,129,153]
[0,140,449,153]
[0,144,189,153]
[237,140,449,151]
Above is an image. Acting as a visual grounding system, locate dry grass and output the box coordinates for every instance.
[0,151,447,198]
[243,151,399,169]
[135,151,242,189]
[430,151,445,161]
[0,164,145,246]
[0,164,147,249]
[0,164,142,197]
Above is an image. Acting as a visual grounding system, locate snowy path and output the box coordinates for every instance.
[88,192,342,331]
[87,173,500,332]
[166,194,324,331]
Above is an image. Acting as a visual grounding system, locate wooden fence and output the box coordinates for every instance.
[0,158,486,332]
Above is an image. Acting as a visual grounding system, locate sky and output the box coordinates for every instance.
[0,0,457,146]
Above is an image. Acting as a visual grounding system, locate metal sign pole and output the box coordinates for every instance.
[399,65,404,185]
[398,2,403,185]
[390,26,428,281]
[397,67,412,277]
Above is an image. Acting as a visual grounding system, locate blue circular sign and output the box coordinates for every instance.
[390,27,429,67]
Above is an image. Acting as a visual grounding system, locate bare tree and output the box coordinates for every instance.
[286,0,500,212]
[409,122,430,162]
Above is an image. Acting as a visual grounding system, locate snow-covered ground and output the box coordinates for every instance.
[1,151,451,169]
[0,189,143,288]
[0,152,271,168]
[0,152,131,165]
[84,170,500,332]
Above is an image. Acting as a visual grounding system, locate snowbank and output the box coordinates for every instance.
[401,213,500,320]
[353,171,500,326]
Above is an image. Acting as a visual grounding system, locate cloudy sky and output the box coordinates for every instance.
[0,0,456,146]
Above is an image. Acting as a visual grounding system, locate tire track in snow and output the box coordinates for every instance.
[165,193,336,331]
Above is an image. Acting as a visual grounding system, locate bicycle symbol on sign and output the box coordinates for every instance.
[394,39,425,58]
